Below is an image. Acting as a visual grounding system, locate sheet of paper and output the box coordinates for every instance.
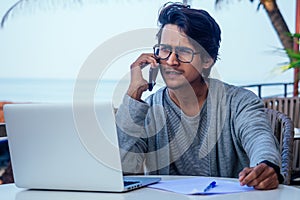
[148,177,254,195]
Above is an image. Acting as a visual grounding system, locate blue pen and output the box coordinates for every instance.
[203,181,216,192]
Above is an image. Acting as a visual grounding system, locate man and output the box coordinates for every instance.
[116,2,283,190]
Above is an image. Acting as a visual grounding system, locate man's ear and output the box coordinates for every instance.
[201,57,214,78]
[203,57,214,69]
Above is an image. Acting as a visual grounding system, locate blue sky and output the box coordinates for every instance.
[0,0,296,85]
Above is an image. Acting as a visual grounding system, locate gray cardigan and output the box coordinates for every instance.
[116,78,281,178]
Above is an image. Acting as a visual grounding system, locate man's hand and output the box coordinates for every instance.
[127,53,159,101]
[239,163,279,190]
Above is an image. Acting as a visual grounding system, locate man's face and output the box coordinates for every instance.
[158,24,212,90]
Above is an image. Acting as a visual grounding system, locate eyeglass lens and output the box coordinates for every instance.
[153,44,195,63]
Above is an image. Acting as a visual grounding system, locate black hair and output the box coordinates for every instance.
[157,2,221,64]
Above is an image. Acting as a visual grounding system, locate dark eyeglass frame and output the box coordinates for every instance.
[153,44,201,63]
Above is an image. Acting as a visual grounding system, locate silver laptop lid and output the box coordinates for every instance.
[4,102,126,192]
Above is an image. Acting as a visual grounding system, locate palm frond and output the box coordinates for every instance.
[286,32,300,39]
[215,0,224,4]
[214,0,227,9]
[1,0,151,28]
[281,60,300,71]
[292,60,300,68]
[0,0,97,28]
[214,0,261,11]
[286,49,300,60]
[1,0,25,28]
[293,33,300,38]
[279,32,300,72]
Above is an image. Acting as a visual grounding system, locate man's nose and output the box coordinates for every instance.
[166,51,179,66]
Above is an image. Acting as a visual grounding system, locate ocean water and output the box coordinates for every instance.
[0,78,129,106]
[0,78,295,105]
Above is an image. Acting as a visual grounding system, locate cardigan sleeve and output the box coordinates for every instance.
[116,94,150,174]
[233,89,281,167]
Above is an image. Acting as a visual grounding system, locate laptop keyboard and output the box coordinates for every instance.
[124,181,140,186]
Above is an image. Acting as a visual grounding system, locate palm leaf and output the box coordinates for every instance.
[279,33,300,72]
[1,0,152,28]
[286,49,300,60]
[289,60,300,69]
[0,0,100,28]
[1,0,24,28]
[281,60,300,71]
[287,32,300,39]
[293,33,300,38]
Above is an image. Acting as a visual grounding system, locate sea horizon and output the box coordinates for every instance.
[0,77,125,103]
[0,77,295,104]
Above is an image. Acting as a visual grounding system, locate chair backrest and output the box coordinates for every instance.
[263,97,300,128]
[263,108,294,185]
[0,123,14,184]
[0,123,6,137]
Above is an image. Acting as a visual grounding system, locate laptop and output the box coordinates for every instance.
[4,102,160,192]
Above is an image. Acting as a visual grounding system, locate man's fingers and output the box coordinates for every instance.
[130,54,158,69]
[239,163,280,190]
[246,165,273,186]
[254,172,278,190]
[127,54,153,100]
[239,164,267,186]
[239,167,252,184]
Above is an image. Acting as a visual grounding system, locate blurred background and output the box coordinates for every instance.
[0,0,297,104]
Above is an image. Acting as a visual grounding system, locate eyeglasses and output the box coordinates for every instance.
[153,44,201,63]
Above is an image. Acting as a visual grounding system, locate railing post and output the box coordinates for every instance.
[284,84,288,97]
[258,85,262,98]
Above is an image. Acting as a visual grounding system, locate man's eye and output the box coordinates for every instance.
[178,47,192,54]
[160,47,171,52]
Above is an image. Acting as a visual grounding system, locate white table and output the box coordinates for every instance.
[294,128,300,172]
[295,128,300,140]
[0,176,300,200]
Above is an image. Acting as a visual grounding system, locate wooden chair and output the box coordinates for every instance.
[263,97,300,174]
[263,97,300,128]
[0,123,14,184]
[0,123,6,137]
[264,108,294,185]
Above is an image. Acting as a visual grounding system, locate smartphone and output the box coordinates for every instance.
[148,58,160,91]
